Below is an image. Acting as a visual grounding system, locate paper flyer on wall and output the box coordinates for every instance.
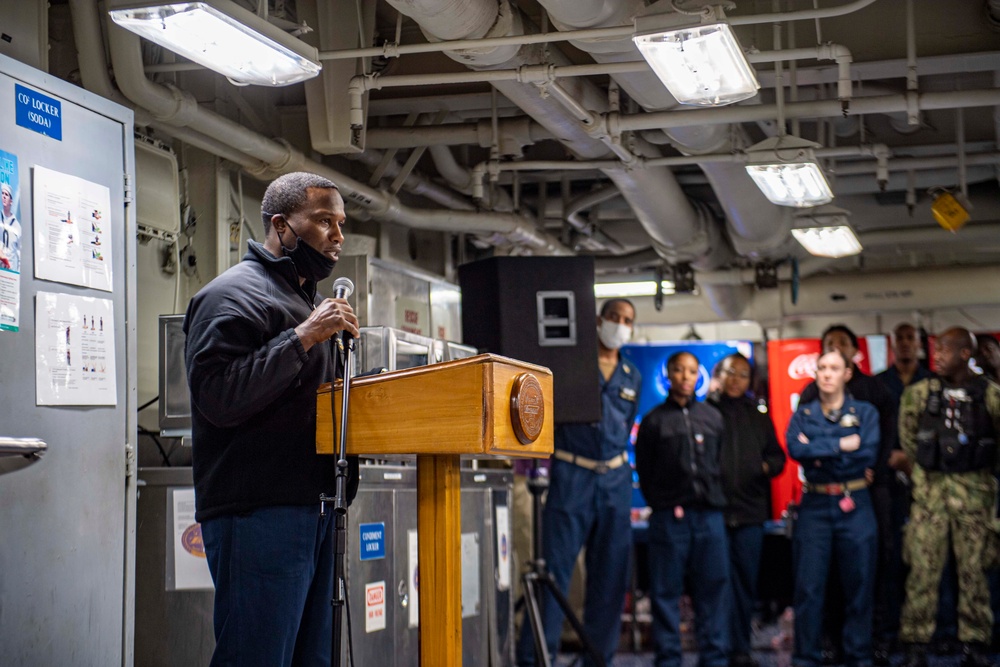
[32,166,112,292]
[35,291,117,406]
[169,488,214,591]
[0,149,22,331]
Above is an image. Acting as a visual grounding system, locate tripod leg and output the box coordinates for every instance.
[538,573,607,667]
[522,571,554,667]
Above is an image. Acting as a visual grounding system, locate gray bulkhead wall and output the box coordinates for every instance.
[0,54,137,665]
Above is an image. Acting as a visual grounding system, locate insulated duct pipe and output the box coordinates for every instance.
[97,17,569,253]
[381,0,722,265]
[534,0,799,258]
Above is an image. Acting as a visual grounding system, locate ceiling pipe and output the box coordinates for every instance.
[835,167,995,195]
[461,143,1000,177]
[565,186,622,232]
[347,150,478,211]
[309,0,880,63]
[561,185,627,253]
[616,88,1000,132]
[381,0,724,266]
[99,18,569,253]
[367,118,552,150]
[594,248,663,274]
[533,0,826,261]
[426,145,518,215]
[358,50,1000,122]
[756,50,1000,88]
[833,152,1000,175]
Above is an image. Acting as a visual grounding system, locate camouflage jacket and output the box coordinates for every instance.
[900,376,1000,511]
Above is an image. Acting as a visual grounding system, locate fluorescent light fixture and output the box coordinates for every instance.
[633,16,759,107]
[108,1,321,87]
[792,205,862,258]
[595,281,675,298]
[745,135,834,208]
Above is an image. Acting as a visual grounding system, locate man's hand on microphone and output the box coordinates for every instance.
[295,298,359,351]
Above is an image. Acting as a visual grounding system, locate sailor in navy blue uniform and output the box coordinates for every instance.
[787,349,880,667]
[517,298,642,667]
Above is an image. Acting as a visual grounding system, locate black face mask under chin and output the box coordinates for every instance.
[277,220,336,283]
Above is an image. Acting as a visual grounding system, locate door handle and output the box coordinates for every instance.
[0,437,47,475]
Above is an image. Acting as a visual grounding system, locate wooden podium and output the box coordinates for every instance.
[316,354,553,665]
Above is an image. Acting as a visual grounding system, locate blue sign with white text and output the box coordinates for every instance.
[15,84,62,141]
[359,522,386,561]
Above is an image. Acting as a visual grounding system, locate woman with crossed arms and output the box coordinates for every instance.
[787,349,880,667]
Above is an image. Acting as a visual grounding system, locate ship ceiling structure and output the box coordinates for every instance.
[55,0,1000,319]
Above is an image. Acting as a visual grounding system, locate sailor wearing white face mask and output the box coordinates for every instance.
[516,298,642,667]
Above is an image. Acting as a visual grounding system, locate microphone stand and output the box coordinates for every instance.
[321,331,355,667]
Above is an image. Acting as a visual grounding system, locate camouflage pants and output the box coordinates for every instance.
[899,500,994,644]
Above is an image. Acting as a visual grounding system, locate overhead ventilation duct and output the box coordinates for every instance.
[381,0,727,266]
[533,0,799,258]
[299,0,375,154]
[89,3,570,254]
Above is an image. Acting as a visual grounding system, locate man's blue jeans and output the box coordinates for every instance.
[201,505,335,667]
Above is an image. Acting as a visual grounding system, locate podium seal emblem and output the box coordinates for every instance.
[510,372,544,444]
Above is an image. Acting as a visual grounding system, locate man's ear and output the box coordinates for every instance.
[844,364,854,381]
[270,214,286,233]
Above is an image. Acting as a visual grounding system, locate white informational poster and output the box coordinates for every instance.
[495,505,511,591]
[0,148,22,332]
[32,166,113,291]
[169,488,214,591]
[407,529,419,628]
[35,291,117,406]
[365,580,387,633]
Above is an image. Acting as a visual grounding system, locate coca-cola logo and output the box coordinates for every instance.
[788,353,819,380]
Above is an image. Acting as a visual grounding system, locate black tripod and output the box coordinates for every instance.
[519,462,606,667]
[320,331,355,667]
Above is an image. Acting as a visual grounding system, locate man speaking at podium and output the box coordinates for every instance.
[184,172,360,666]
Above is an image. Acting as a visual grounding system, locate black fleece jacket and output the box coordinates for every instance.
[635,396,727,511]
[184,241,357,522]
[710,394,786,527]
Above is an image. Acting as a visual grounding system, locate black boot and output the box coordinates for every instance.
[903,643,928,667]
[960,642,994,667]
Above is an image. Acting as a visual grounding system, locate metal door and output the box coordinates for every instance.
[0,53,136,666]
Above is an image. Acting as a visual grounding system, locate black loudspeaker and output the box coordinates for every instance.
[459,256,600,425]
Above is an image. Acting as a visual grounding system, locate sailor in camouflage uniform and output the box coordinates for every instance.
[899,327,1000,667]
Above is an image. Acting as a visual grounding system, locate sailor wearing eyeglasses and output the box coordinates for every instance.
[709,353,786,667]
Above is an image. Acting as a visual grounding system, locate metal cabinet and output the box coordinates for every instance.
[135,464,514,666]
